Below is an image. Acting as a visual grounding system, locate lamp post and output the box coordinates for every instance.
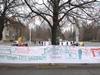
[59,38,62,45]
[74,17,79,43]
[29,24,32,45]
[75,25,79,43]
[29,27,31,45]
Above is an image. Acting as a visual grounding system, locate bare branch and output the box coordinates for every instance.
[42,0,53,13]
[69,0,97,7]
[59,0,97,22]
[24,0,52,28]
[59,6,76,22]
[59,0,72,8]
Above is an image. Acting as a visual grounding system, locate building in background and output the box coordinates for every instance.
[2,16,27,41]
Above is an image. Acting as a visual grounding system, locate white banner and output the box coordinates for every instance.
[0,46,100,63]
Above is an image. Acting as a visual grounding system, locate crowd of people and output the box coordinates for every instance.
[12,36,84,46]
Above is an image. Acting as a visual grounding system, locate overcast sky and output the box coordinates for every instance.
[11,0,100,32]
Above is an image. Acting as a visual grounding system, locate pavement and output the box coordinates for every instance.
[0,41,100,46]
[84,42,100,47]
[0,64,100,75]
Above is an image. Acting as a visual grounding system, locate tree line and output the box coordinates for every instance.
[0,0,99,45]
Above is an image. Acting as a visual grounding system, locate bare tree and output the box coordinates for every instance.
[0,0,24,40]
[24,0,97,45]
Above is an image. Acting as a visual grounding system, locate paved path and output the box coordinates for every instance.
[0,68,96,75]
[0,65,100,75]
[0,41,100,46]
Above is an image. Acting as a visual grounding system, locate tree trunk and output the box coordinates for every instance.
[0,16,5,40]
[51,5,59,45]
[51,26,59,45]
[0,26,4,40]
[51,2,60,45]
